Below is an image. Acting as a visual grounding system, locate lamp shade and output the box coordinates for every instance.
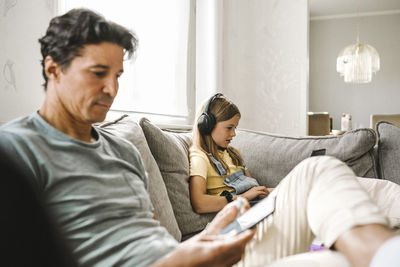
[336,43,380,83]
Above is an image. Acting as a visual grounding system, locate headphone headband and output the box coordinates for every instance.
[203,93,223,115]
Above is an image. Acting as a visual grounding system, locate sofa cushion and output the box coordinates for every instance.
[139,118,215,238]
[231,128,378,187]
[377,121,400,184]
[99,115,182,241]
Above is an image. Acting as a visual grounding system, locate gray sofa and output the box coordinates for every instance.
[100,116,400,242]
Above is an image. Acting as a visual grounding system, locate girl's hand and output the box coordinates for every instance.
[240,186,270,201]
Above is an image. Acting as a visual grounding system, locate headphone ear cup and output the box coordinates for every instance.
[197,93,222,135]
[197,112,216,135]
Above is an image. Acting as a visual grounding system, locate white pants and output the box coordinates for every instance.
[237,156,400,267]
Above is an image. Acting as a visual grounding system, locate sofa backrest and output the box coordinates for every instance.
[377,121,400,184]
[232,128,378,187]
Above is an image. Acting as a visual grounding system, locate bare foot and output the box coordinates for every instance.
[334,224,396,267]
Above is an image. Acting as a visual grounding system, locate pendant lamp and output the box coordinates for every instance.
[336,2,380,83]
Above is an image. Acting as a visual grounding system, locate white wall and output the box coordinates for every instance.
[221,0,309,135]
[310,13,400,130]
[0,0,54,124]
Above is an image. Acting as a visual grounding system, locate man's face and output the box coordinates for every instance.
[55,42,124,124]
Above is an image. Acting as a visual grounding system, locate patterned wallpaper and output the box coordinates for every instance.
[0,0,54,124]
[2,59,16,92]
[1,0,18,92]
[2,0,17,16]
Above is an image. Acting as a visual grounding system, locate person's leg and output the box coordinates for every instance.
[332,177,400,267]
[328,177,400,267]
[237,156,390,266]
[334,224,396,267]
[357,177,400,228]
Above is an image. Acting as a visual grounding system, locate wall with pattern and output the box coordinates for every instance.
[0,0,54,124]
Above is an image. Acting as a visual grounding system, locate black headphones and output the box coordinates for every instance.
[197,93,224,135]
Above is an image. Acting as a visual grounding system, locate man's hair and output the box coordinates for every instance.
[39,8,138,89]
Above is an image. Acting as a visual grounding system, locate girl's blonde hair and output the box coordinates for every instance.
[192,95,243,174]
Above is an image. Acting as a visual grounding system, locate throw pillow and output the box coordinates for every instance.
[139,118,216,239]
[231,128,378,187]
[99,115,182,241]
[377,121,400,184]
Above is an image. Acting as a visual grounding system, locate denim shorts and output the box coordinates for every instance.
[223,169,260,194]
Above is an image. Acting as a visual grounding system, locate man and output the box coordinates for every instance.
[0,8,253,266]
[1,8,399,267]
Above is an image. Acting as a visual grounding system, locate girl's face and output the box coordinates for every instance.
[211,114,240,148]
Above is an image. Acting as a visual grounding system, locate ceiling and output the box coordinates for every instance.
[309,0,400,18]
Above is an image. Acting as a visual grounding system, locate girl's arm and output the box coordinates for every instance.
[245,169,275,193]
[190,175,230,213]
[190,175,271,213]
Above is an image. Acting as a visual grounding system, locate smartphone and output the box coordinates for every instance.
[219,192,277,235]
[310,148,326,157]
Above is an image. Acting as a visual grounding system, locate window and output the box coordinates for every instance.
[58,0,195,125]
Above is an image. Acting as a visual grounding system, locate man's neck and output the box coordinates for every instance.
[39,100,94,143]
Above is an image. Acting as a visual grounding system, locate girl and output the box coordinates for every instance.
[189,93,271,213]
[188,94,400,266]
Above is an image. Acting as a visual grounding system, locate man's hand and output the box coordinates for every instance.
[150,200,255,267]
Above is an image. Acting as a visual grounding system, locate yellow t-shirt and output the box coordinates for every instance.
[189,147,245,196]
